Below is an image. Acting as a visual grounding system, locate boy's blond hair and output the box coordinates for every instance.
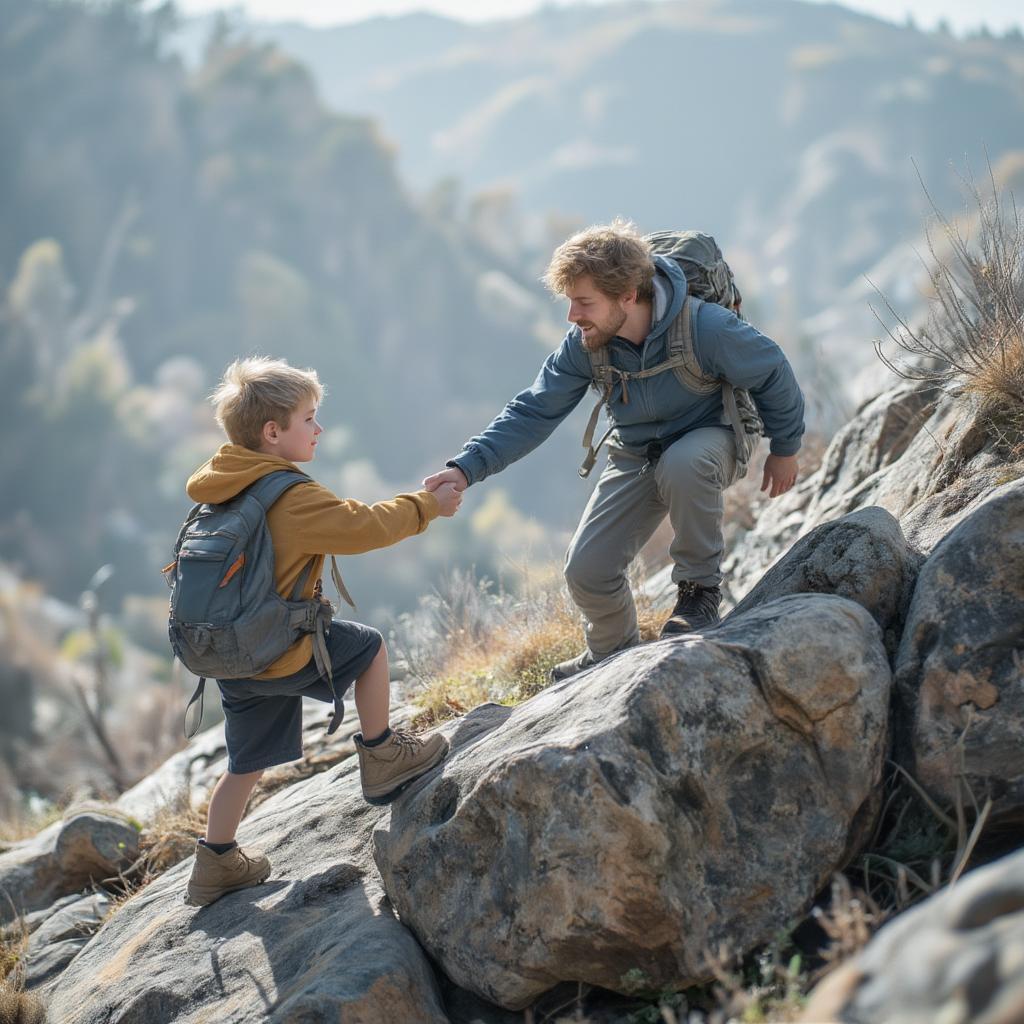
[211,356,324,450]
[543,219,655,303]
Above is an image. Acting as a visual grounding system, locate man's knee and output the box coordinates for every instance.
[564,541,615,596]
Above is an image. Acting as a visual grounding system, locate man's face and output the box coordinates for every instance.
[565,276,629,351]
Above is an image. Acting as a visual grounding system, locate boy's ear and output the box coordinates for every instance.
[261,420,280,445]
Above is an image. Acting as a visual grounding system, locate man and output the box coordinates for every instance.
[424,221,804,681]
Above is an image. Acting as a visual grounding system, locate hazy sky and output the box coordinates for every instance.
[171,0,1023,35]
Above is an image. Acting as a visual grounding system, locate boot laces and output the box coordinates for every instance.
[392,729,423,758]
[675,581,719,618]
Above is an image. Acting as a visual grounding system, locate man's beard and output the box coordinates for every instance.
[578,307,627,352]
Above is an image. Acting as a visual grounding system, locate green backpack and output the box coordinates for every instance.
[579,230,763,479]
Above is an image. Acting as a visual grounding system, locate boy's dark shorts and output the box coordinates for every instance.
[216,619,383,774]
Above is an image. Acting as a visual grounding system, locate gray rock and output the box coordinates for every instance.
[894,477,1024,823]
[18,891,113,992]
[724,380,938,601]
[0,812,139,923]
[46,757,448,1023]
[724,381,1023,607]
[801,848,1024,1024]
[727,506,920,657]
[374,595,892,1010]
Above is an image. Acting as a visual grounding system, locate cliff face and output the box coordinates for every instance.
[2,372,1018,1021]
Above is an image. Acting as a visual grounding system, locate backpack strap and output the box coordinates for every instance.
[666,296,719,395]
[248,471,357,610]
[183,676,206,740]
[669,295,763,477]
[244,469,311,510]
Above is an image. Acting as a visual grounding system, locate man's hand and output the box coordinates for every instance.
[761,454,799,498]
[432,482,463,517]
[423,466,468,492]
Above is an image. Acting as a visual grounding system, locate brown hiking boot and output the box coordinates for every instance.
[185,841,271,907]
[660,581,722,637]
[549,649,600,683]
[356,728,449,805]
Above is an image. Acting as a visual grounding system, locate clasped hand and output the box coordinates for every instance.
[423,466,468,517]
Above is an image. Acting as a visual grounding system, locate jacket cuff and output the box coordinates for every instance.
[769,438,802,457]
[446,452,483,487]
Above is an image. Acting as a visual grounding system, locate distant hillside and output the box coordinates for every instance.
[243,0,1024,334]
[0,0,578,612]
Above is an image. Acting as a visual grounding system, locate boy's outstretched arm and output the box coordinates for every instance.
[281,480,452,556]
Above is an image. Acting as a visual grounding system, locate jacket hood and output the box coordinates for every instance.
[186,444,305,504]
[648,254,688,343]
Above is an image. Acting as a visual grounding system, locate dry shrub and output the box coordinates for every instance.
[135,793,207,879]
[410,566,665,730]
[874,164,1024,456]
[0,986,45,1024]
[0,918,44,1024]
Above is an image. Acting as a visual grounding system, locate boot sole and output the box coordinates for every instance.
[185,864,272,907]
[362,741,448,805]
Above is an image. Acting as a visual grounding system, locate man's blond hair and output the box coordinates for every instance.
[543,219,655,302]
[211,356,324,450]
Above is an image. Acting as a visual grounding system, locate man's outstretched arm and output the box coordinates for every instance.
[425,334,593,490]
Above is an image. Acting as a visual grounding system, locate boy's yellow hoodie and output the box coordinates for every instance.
[186,443,440,678]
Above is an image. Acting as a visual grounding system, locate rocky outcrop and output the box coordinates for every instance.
[726,506,920,656]
[724,382,1022,604]
[894,477,1024,824]
[45,758,448,1024]
[24,891,111,991]
[374,595,891,1010]
[802,848,1024,1024]
[0,812,139,923]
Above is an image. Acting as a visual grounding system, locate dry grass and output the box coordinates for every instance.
[0,915,44,1024]
[409,567,665,730]
[0,801,63,848]
[873,164,1024,456]
[0,985,45,1024]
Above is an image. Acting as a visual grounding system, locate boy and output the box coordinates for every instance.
[184,356,461,907]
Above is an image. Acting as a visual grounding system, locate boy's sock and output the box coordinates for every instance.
[362,727,392,748]
[199,839,238,855]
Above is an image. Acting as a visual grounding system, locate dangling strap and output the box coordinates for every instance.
[329,555,356,609]
[291,555,356,610]
[183,676,206,740]
[579,356,692,479]
[310,603,345,735]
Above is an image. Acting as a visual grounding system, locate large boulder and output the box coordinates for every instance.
[724,381,1022,606]
[373,594,892,1010]
[801,848,1024,1023]
[44,757,448,1023]
[0,812,139,923]
[727,506,920,656]
[894,477,1024,824]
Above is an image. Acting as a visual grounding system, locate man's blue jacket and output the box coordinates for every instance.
[449,255,805,486]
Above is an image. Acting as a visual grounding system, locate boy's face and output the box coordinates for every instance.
[259,401,322,463]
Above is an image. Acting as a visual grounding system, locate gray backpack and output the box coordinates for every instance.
[166,470,349,738]
[580,230,763,478]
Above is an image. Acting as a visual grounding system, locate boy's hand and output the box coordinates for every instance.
[433,482,463,517]
[423,466,468,492]
[761,454,799,498]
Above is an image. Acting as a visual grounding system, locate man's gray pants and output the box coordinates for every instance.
[564,425,739,657]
